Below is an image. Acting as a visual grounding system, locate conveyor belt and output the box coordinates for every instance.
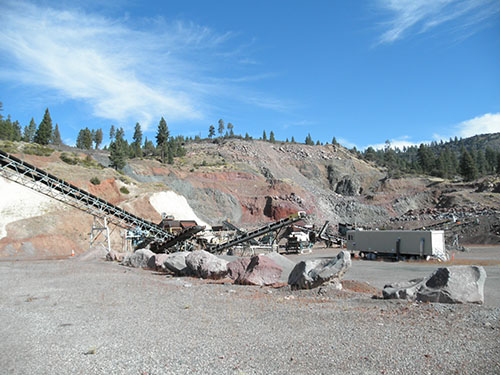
[0,150,174,243]
[209,212,306,253]
[222,220,259,245]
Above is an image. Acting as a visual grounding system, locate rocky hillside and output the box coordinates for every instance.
[1,139,499,258]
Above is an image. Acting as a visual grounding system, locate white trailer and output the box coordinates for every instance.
[346,230,447,260]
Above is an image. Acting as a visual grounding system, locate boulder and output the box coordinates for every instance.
[227,257,252,281]
[121,249,155,268]
[163,252,190,275]
[236,255,283,286]
[288,250,351,290]
[105,250,126,262]
[152,254,170,269]
[383,265,487,304]
[185,250,228,279]
[263,252,296,283]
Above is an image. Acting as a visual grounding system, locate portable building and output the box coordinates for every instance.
[346,230,447,260]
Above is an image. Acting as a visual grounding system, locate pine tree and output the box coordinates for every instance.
[109,125,116,141]
[23,118,37,142]
[167,145,174,164]
[34,108,53,145]
[0,101,3,120]
[417,144,434,174]
[132,122,143,158]
[12,120,22,141]
[459,149,478,181]
[332,136,338,145]
[0,115,13,140]
[436,151,449,179]
[93,129,103,149]
[227,122,234,137]
[305,133,314,145]
[485,147,496,173]
[476,149,487,177]
[143,136,156,157]
[269,131,276,143]
[218,119,225,137]
[76,128,93,150]
[448,149,458,176]
[156,117,169,163]
[262,130,267,141]
[51,123,63,145]
[208,125,215,138]
[109,128,127,170]
[244,132,250,140]
[291,136,295,144]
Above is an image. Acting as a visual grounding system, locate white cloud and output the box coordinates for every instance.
[376,0,500,44]
[0,1,283,130]
[457,113,500,138]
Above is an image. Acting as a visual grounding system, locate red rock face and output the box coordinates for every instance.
[86,178,122,205]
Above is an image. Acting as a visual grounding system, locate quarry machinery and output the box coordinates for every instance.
[0,150,199,252]
[222,220,259,245]
[293,220,343,247]
[208,211,306,254]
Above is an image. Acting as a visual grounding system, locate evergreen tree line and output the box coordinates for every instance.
[207,118,338,146]
[6,101,495,181]
[0,105,62,146]
[107,118,187,170]
[361,138,500,181]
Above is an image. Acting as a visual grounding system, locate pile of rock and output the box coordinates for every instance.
[116,249,487,304]
[118,249,353,290]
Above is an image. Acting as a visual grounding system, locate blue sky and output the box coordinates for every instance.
[0,0,499,149]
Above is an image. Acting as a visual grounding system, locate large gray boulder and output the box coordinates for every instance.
[163,252,190,275]
[186,250,228,279]
[288,250,351,290]
[383,265,487,304]
[121,249,155,268]
[236,255,283,286]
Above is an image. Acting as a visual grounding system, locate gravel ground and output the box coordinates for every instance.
[1,258,499,375]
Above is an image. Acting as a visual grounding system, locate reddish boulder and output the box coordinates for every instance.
[236,255,283,286]
[227,257,252,281]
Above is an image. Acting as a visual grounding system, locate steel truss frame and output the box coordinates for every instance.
[0,150,173,243]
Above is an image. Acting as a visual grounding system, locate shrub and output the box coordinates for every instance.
[0,141,17,154]
[60,152,78,165]
[90,177,100,185]
[24,144,54,156]
[120,186,129,194]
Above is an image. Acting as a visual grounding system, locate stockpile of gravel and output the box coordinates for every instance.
[0,259,498,374]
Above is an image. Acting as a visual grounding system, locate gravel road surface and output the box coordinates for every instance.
[1,254,499,375]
